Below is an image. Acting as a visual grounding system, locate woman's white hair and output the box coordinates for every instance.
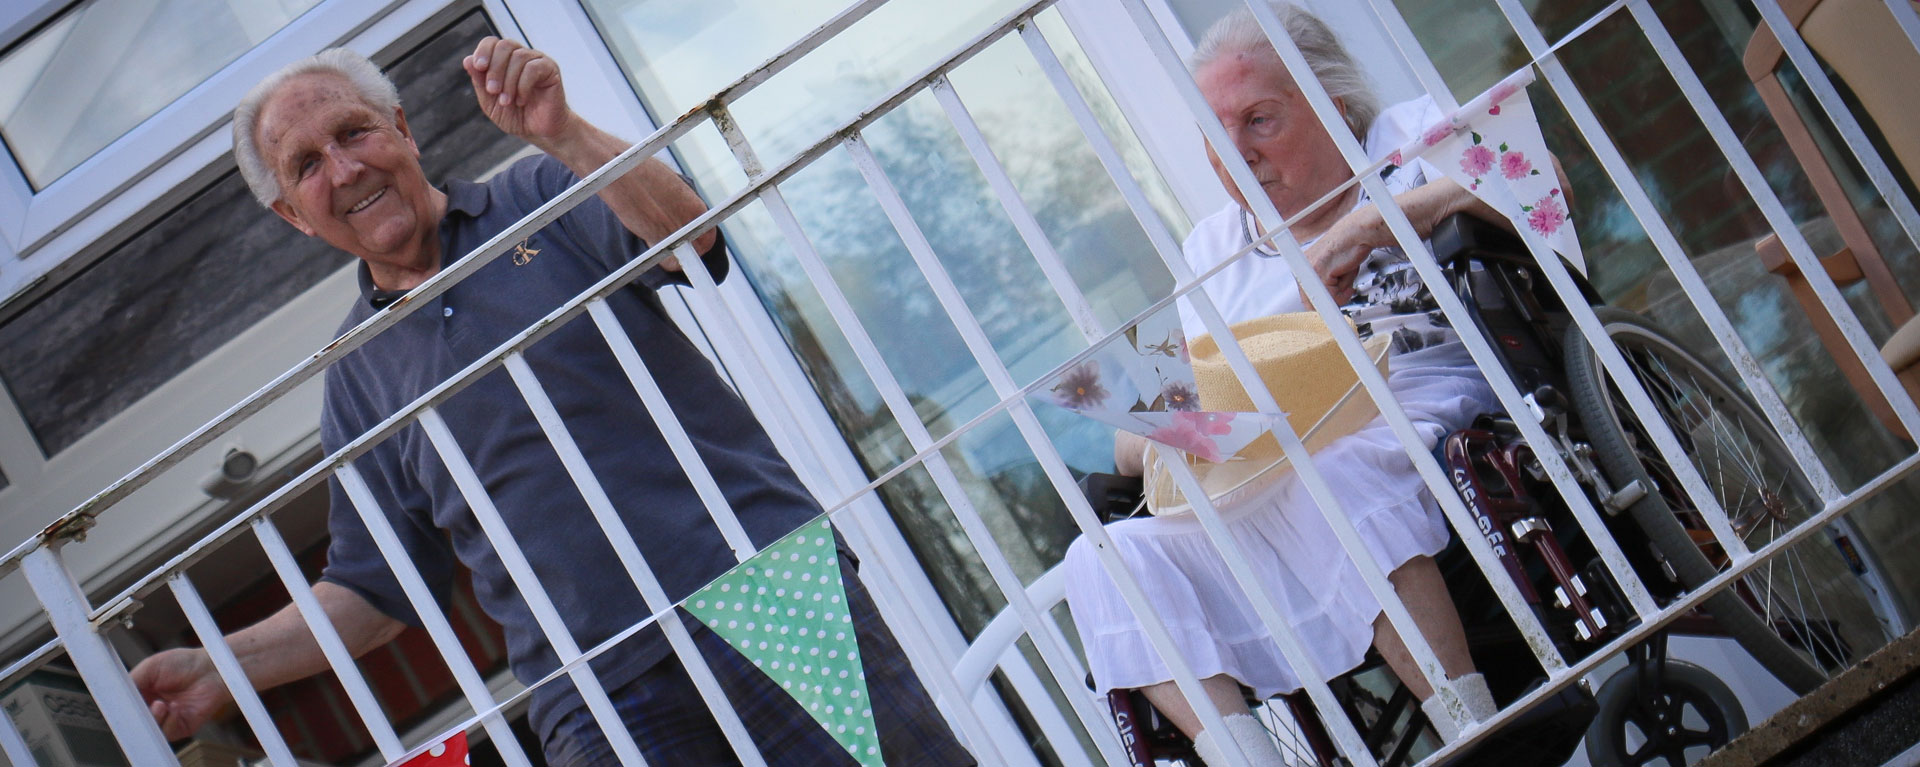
[232,48,400,206]
[1190,3,1381,139]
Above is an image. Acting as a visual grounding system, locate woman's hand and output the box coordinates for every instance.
[1301,204,1391,307]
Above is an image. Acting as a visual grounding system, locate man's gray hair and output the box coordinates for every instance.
[232,48,400,206]
[1190,3,1381,139]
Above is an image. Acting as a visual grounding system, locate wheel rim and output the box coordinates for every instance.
[1612,682,1728,766]
[1602,322,1903,674]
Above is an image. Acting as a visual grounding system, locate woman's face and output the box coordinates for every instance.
[1195,50,1353,227]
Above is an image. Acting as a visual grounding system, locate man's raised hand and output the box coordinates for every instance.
[464,37,574,146]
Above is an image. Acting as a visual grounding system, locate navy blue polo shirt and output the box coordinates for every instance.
[317,155,822,739]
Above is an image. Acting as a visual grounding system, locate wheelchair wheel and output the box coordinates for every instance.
[1562,308,1907,694]
[1585,659,1746,767]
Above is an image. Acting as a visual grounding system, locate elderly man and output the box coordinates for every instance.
[129,39,971,767]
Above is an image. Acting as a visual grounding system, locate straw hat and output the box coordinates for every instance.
[1145,313,1391,516]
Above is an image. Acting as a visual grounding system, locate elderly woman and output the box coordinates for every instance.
[1062,4,1537,764]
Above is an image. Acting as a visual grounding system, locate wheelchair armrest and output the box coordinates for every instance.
[1429,211,1528,270]
[1428,212,1604,308]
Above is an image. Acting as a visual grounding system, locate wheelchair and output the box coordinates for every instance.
[1078,213,1905,767]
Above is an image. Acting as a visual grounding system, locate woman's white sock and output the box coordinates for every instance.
[1457,672,1498,720]
[1422,672,1498,743]
[1192,713,1290,766]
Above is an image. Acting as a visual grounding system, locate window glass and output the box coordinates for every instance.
[0,0,322,189]
[581,0,1188,635]
[0,10,521,456]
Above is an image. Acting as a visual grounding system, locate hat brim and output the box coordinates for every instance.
[1144,335,1393,517]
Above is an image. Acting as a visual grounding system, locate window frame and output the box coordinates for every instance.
[0,0,474,310]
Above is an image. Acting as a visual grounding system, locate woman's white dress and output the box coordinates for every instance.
[1063,97,1502,698]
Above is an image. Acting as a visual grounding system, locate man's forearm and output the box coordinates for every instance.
[227,581,406,691]
[536,116,719,255]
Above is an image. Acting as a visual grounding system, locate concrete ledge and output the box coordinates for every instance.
[1699,627,1920,767]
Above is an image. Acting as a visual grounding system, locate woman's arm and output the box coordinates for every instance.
[1303,157,1570,306]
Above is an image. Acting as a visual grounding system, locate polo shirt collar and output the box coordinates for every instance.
[359,178,491,309]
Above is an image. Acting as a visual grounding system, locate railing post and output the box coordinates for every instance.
[18,545,179,767]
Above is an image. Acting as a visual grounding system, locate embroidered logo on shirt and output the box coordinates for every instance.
[511,240,541,266]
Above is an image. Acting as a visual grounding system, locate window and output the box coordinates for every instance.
[0,0,323,190]
[581,0,1189,633]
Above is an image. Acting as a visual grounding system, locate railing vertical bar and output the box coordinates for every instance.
[986,639,1094,767]
[759,179,1132,765]
[502,352,768,767]
[1891,0,1920,55]
[929,76,1106,340]
[583,271,760,564]
[842,131,1263,767]
[1754,0,1920,254]
[1358,0,1458,109]
[708,110,1133,765]
[851,564,1019,767]
[0,696,35,767]
[670,281,826,499]
[1016,23,1186,265]
[413,409,650,767]
[1112,0,1576,741]
[248,517,408,760]
[167,573,303,767]
[1614,0,1920,438]
[829,495,1033,766]
[18,547,179,766]
[836,509,1026,767]
[269,502,531,767]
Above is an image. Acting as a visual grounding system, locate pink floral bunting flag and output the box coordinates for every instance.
[1390,71,1585,273]
[1039,307,1281,463]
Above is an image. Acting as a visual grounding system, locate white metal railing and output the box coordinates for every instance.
[2,0,1917,765]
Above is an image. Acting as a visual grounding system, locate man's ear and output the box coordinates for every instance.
[270,199,316,237]
[393,106,420,157]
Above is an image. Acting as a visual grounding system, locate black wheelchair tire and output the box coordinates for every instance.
[1561,307,1904,695]
[1585,659,1747,767]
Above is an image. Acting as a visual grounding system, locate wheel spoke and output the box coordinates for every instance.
[1574,317,1906,692]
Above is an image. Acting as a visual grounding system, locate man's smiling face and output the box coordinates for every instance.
[258,72,442,279]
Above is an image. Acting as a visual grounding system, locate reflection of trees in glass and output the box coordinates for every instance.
[722,71,1173,635]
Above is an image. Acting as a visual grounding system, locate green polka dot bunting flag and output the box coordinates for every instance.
[685,518,882,766]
